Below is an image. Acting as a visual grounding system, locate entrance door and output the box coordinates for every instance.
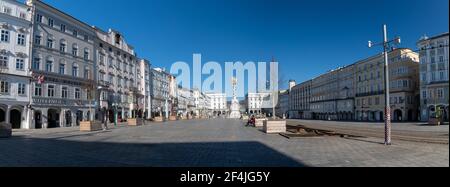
[10,109,22,129]
[34,111,42,129]
[76,111,83,126]
[0,108,5,123]
[47,109,60,128]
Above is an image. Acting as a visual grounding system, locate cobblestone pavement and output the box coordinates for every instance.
[1,119,448,167]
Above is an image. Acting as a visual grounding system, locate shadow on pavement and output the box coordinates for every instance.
[0,137,307,167]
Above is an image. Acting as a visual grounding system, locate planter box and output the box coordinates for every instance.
[128,118,143,126]
[169,116,177,121]
[255,119,266,127]
[263,120,286,134]
[80,121,103,132]
[154,116,164,122]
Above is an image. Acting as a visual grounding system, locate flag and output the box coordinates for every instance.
[37,75,45,84]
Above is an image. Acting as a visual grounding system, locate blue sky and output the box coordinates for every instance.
[38,0,448,90]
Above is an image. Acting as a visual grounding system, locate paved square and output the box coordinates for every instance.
[1,119,448,167]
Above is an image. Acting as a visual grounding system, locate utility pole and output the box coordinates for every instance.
[382,25,392,145]
[368,24,401,145]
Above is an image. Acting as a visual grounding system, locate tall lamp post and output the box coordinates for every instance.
[368,24,401,145]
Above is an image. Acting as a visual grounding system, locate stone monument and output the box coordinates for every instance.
[229,77,242,119]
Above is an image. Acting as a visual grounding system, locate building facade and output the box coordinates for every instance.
[310,68,340,120]
[246,92,271,115]
[417,33,449,122]
[205,92,227,116]
[94,27,141,122]
[27,0,96,129]
[141,59,151,119]
[275,89,289,118]
[288,80,312,119]
[0,0,32,129]
[150,67,171,118]
[355,48,419,122]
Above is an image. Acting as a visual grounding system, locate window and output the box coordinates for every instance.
[437,89,444,98]
[45,60,53,72]
[18,83,26,95]
[75,88,81,99]
[108,57,113,67]
[48,85,55,97]
[84,49,89,60]
[48,18,54,27]
[440,72,445,80]
[439,56,444,63]
[60,24,66,32]
[99,54,105,65]
[108,74,113,84]
[1,30,10,42]
[99,72,104,81]
[47,38,53,48]
[72,45,78,56]
[84,68,89,79]
[59,63,65,75]
[34,35,41,45]
[72,65,78,77]
[375,97,380,105]
[34,84,42,96]
[0,55,8,69]
[422,90,427,99]
[60,41,66,52]
[431,72,436,81]
[73,30,78,37]
[36,14,42,23]
[84,35,88,41]
[3,7,11,14]
[19,12,26,19]
[0,81,9,94]
[61,87,68,98]
[17,34,25,45]
[32,58,40,70]
[16,58,24,70]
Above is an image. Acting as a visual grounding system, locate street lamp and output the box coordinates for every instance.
[368,24,401,146]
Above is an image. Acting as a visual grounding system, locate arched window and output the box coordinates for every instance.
[45,56,54,72]
[83,48,90,60]
[59,39,66,53]
[72,43,78,56]
[84,66,90,79]
[72,63,79,77]
[59,59,66,75]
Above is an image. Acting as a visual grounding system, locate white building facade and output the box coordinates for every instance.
[27,0,96,129]
[0,0,32,129]
[417,33,449,122]
[206,92,227,116]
